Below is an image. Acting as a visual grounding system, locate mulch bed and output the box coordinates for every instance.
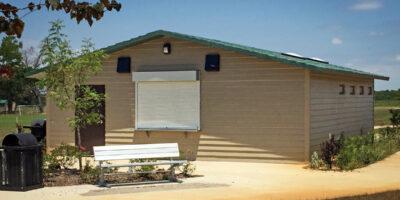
[44,169,187,187]
[44,169,83,187]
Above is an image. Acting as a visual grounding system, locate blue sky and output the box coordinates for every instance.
[4,0,400,90]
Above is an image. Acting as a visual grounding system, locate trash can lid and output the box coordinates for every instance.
[2,133,38,146]
[31,119,46,127]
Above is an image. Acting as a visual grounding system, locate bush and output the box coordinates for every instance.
[50,144,79,169]
[43,144,89,173]
[320,134,343,169]
[129,159,157,172]
[310,151,322,169]
[390,109,400,127]
[80,160,101,184]
[336,128,400,170]
[179,162,196,177]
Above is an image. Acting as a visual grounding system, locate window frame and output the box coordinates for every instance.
[132,71,200,132]
[368,86,373,95]
[359,86,364,95]
[339,84,346,95]
[350,85,355,95]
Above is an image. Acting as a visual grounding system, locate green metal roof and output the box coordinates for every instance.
[28,30,389,80]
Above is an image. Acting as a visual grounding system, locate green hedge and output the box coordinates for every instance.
[336,128,400,170]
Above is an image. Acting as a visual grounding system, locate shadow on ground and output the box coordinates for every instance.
[81,182,230,196]
[325,190,400,200]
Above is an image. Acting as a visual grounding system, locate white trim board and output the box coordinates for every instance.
[132,71,199,82]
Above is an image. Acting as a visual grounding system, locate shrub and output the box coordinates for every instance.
[179,162,196,177]
[129,159,157,172]
[310,151,322,169]
[336,128,400,170]
[43,144,89,171]
[320,134,343,169]
[390,109,400,127]
[43,153,61,175]
[80,160,101,184]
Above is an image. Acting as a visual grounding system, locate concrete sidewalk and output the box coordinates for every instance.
[1,152,400,200]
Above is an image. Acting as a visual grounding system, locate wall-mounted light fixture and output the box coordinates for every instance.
[163,43,171,54]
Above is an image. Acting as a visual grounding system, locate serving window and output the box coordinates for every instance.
[133,71,200,131]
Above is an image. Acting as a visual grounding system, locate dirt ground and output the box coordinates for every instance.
[2,152,400,200]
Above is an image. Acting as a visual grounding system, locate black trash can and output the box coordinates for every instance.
[0,133,43,191]
[23,119,46,143]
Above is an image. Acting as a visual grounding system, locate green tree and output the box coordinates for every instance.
[40,20,106,169]
[23,46,45,112]
[0,35,30,111]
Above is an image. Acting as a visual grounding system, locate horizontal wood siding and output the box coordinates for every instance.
[46,97,74,149]
[309,72,374,152]
[47,36,307,162]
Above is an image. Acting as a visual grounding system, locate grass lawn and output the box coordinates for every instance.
[0,113,46,141]
[374,107,394,126]
[374,100,400,126]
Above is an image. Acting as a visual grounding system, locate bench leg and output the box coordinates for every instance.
[99,162,106,187]
[168,164,178,182]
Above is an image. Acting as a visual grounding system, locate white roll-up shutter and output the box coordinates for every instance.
[135,81,200,131]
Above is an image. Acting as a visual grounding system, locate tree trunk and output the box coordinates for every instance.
[7,102,13,113]
[33,87,43,113]
[76,127,83,171]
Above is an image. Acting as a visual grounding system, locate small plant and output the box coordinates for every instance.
[310,151,322,169]
[80,160,101,184]
[389,109,400,128]
[336,128,400,170]
[129,159,157,172]
[43,144,89,171]
[320,134,343,169]
[179,162,196,177]
[43,153,61,175]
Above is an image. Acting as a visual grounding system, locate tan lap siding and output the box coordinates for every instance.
[125,37,306,162]
[47,36,306,162]
[46,55,135,148]
[46,98,74,149]
[89,58,135,131]
[309,72,374,152]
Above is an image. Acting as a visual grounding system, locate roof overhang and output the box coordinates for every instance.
[27,30,390,81]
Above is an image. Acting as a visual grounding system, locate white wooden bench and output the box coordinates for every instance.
[93,143,187,187]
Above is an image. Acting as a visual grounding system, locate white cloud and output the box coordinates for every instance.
[369,31,384,36]
[395,54,400,61]
[331,37,343,45]
[350,0,382,11]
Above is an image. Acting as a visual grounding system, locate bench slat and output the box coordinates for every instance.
[93,143,180,161]
[101,160,187,168]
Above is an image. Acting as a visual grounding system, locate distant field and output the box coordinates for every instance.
[375,100,400,107]
[374,100,400,126]
[0,113,46,141]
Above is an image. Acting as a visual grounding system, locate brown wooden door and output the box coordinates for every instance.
[75,85,105,154]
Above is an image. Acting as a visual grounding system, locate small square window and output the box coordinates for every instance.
[205,54,220,71]
[339,84,345,95]
[359,86,364,95]
[117,57,131,73]
[350,86,355,95]
[368,87,373,95]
